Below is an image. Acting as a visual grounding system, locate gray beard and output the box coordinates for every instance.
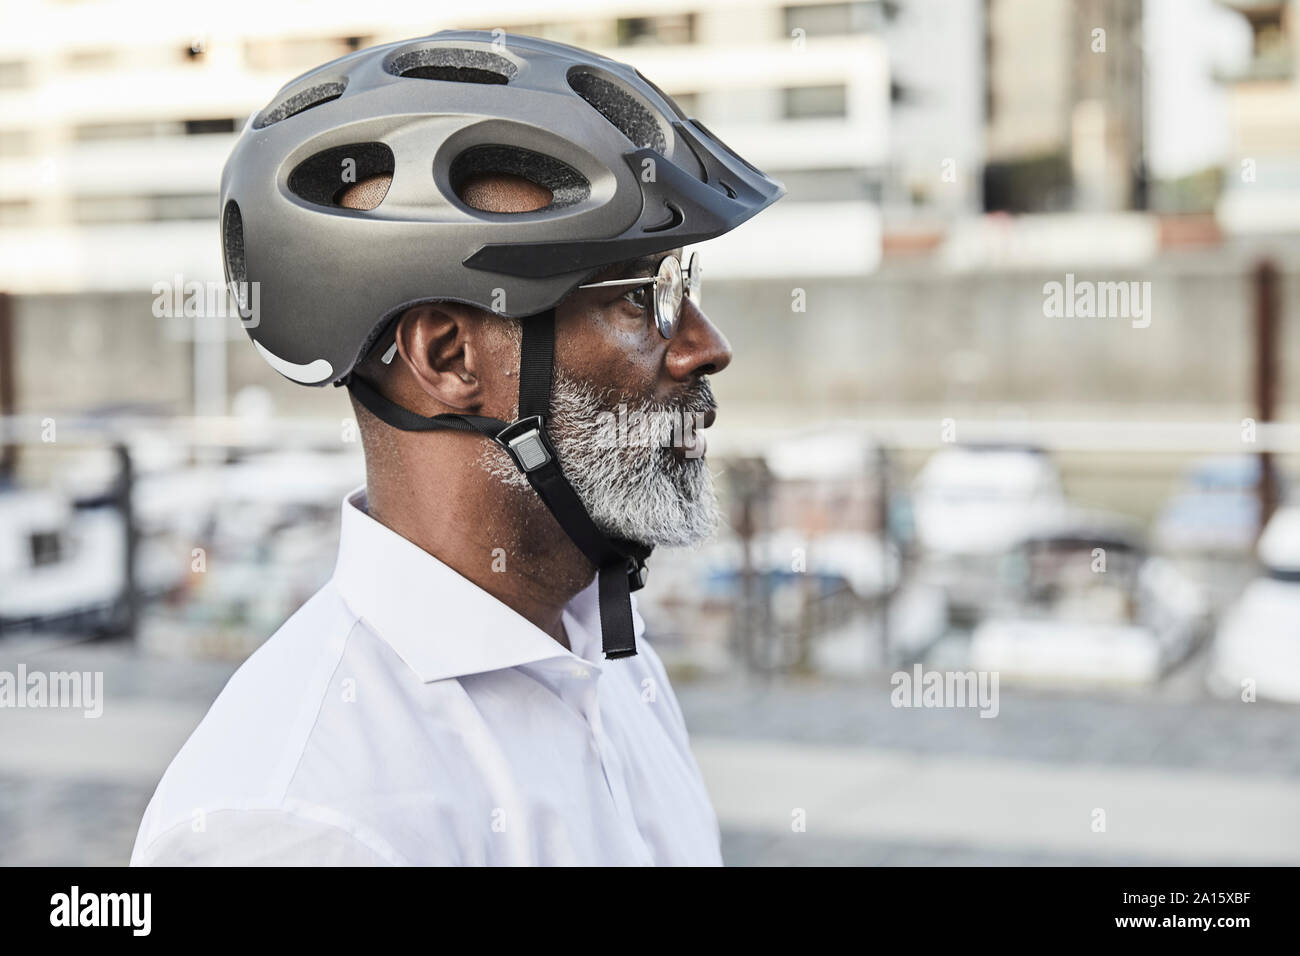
[479,371,720,549]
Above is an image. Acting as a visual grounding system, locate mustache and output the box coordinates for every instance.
[672,378,716,415]
[588,376,715,416]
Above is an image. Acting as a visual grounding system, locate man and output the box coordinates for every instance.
[131,29,783,865]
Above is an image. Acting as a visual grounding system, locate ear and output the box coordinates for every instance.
[392,303,488,412]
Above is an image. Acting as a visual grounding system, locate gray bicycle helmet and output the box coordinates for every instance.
[220,30,785,660]
[221,28,784,386]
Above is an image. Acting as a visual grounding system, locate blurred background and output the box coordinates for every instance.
[3,0,1300,866]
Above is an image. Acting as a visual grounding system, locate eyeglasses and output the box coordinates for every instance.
[577,251,701,339]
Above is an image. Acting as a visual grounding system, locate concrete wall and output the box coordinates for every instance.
[8,259,1299,427]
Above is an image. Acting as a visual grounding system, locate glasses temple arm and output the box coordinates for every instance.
[577,277,658,290]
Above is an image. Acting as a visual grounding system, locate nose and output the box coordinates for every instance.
[665,297,731,381]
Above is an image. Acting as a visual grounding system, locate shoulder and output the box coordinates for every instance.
[132,582,384,859]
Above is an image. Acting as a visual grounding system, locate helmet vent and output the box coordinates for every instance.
[288,143,396,208]
[449,145,590,211]
[567,68,667,153]
[222,200,250,314]
[642,201,683,233]
[388,48,516,84]
[254,81,347,129]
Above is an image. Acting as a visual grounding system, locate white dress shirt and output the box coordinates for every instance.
[131,487,722,866]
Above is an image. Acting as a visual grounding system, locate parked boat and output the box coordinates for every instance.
[1154,455,1282,556]
[970,511,1210,686]
[0,485,182,632]
[1206,505,1300,703]
[912,443,1069,622]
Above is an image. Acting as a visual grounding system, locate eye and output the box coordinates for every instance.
[621,285,650,311]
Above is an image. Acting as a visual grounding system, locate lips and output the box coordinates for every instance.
[670,404,714,461]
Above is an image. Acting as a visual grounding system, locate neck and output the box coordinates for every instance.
[363,431,595,648]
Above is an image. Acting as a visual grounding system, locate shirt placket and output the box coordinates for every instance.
[560,664,654,865]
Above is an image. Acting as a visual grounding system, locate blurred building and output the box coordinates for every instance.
[1215,0,1300,233]
[983,0,1145,214]
[0,0,888,419]
[0,0,1297,432]
[877,0,985,226]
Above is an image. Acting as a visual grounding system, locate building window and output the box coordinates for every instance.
[464,21,618,48]
[244,36,363,72]
[64,49,117,71]
[1250,8,1288,58]
[72,119,237,141]
[72,193,217,224]
[617,14,695,46]
[782,84,848,119]
[782,2,881,38]
[0,200,35,226]
[184,118,238,135]
[74,121,174,141]
[0,130,31,156]
[0,61,27,88]
[762,168,876,201]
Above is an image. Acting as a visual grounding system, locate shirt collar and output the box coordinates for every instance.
[331,486,641,682]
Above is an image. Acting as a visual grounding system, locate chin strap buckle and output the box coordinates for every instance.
[627,555,648,592]
[495,416,554,474]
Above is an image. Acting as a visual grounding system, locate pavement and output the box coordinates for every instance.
[679,678,1300,865]
[0,635,230,866]
[1,634,1297,866]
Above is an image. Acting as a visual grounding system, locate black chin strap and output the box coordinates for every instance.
[346,308,650,660]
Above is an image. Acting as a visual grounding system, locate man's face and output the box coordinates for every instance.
[343,172,734,551]
[480,248,733,549]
